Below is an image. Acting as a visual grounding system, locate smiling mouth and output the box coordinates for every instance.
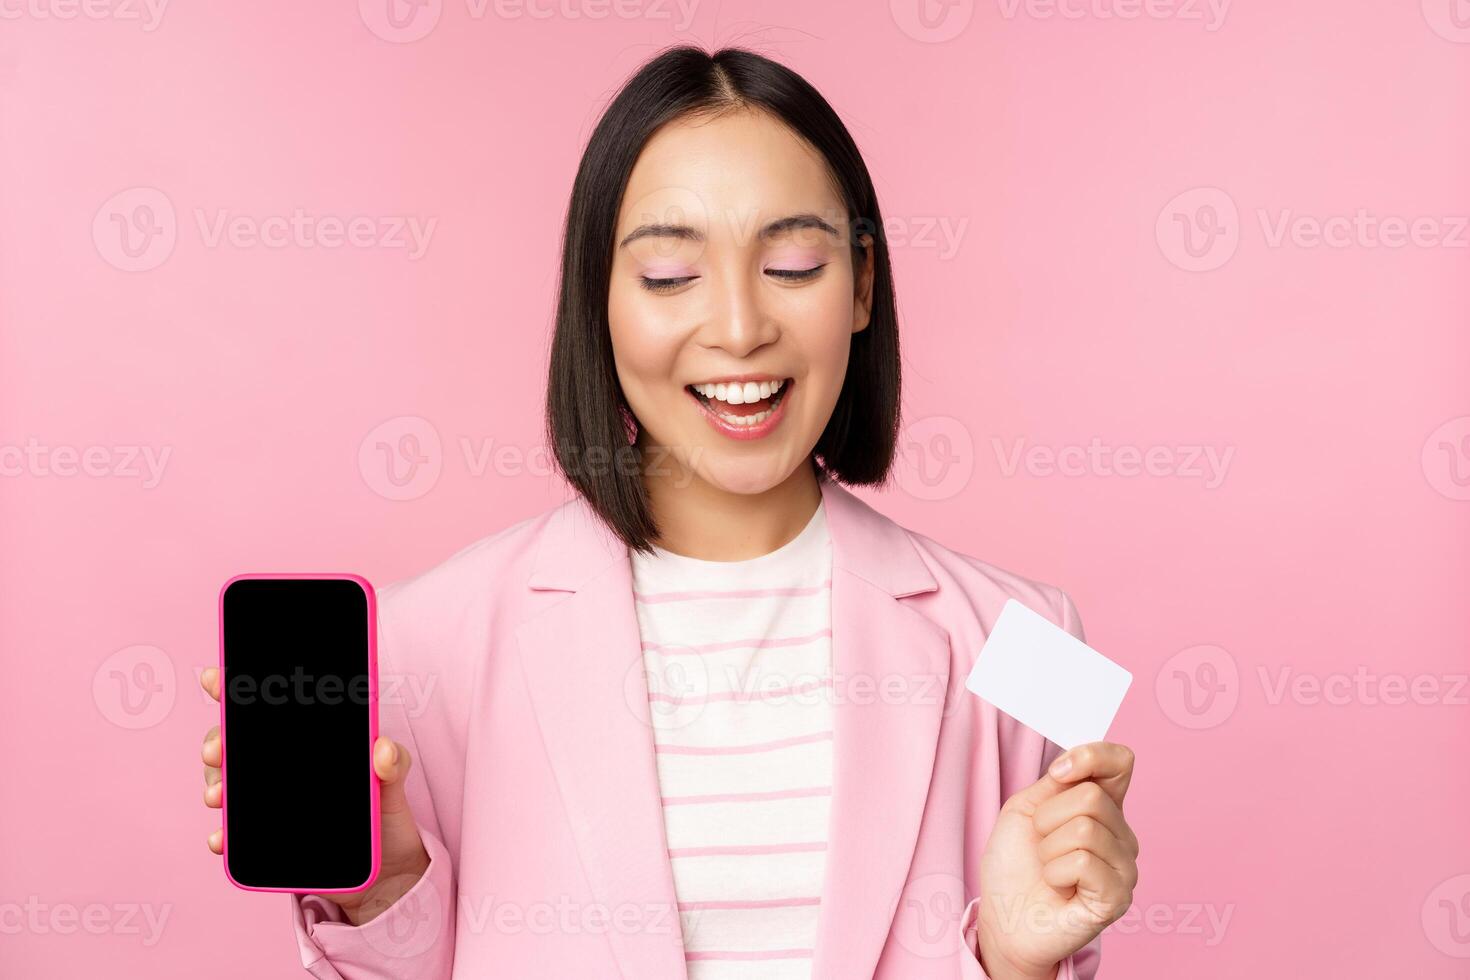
[685,378,792,427]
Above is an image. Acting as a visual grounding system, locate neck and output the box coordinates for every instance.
[641,454,823,561]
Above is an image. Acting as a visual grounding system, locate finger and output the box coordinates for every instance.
[373,737,413,817]
[1042,849,1131,916]
[1046,742,1134,809]
[207,828,222,855]
[202,729,221,769]
[373,737,426,865]
[1037,815,1138,886]
[999,768,1069,818]
[201,667,221,703]
[203,780,223,808]
[1034,780,1135,853]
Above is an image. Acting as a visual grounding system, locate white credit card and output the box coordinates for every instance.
[965,598,1132,750]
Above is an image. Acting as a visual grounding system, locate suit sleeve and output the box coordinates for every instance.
[287,602,458,980]
[956,588,1103,980]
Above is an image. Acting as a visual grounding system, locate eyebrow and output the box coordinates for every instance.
[617,211,840,249]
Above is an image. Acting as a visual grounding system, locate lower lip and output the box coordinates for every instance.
[687,382,792,441]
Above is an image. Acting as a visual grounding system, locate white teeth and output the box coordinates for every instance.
[693,379,790,405]
[688,377,792,427]
[714,406,774,426]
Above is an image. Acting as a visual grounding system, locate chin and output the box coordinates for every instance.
[692,455,793,496]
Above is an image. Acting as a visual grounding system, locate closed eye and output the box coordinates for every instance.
[767,265,826,282]
[639,275,697,293]
[638,264,827,294]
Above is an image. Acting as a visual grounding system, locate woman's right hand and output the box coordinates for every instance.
[199,667,431,925]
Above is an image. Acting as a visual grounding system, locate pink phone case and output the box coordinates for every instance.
[217,572,382,894]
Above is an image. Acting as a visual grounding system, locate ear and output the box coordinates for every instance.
[852,233,875,334]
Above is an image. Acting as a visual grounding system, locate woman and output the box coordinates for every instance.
[199,45,1138,980]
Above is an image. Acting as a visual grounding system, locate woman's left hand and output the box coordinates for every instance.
[974,741,1139,980]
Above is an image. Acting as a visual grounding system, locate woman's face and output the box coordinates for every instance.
[607,108,874,497]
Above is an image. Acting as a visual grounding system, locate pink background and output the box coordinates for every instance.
[3,1,1468,976]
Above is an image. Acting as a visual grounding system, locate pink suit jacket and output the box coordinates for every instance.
[290,474,1104,979]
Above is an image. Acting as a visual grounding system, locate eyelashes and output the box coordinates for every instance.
[639,275,697,293]
[767,265,827,282]
[638,264,828,294]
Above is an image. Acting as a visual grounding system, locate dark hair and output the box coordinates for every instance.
[544,45,902,554]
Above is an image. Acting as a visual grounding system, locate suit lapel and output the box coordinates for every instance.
[516,495,690,978]
[809,477,951,979]
[514,476,948,980]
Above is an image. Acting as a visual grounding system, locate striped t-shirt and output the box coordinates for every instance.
[629,497,833,980]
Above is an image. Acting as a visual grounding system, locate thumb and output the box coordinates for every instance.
[366,737,429,893]
[372,736,416,822]
[1002,768,1068,818]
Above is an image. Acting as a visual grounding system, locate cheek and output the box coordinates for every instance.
[785,259,856,324]
[607,285,687,409]
[777,276,855,385]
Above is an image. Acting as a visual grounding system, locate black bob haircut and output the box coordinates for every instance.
[544,45,902,555]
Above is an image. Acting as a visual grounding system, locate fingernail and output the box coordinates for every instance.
[1049,754,1072,778]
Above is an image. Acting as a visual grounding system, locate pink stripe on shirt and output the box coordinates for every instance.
[629,497,834,979]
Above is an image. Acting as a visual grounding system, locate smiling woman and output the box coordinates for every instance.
[199,44,1136,980]
[547,48,903,557]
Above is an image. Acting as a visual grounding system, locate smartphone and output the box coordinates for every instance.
[218,573,380,894]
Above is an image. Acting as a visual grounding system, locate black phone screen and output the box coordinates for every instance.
[221,576,375,891]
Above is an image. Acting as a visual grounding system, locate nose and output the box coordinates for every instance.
[697,264,780,359]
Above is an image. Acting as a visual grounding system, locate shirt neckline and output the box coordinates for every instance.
[634,497,828,574]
